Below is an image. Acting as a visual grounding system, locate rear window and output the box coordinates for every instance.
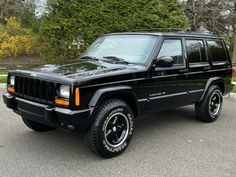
[186,39,207,63]
[207,40,228,62]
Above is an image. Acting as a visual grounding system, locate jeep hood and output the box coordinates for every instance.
[19,60,144,80]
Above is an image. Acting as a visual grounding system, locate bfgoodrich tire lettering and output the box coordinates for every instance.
[86,99,134,158]
[195,85,223,122]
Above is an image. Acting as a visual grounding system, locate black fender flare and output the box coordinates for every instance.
[199,77,224,102]
[88,85,139,115]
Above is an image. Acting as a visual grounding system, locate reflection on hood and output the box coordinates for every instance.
[26,60,140,79]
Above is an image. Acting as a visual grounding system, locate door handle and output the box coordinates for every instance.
[204,66,211,70]
[179,69,188,73]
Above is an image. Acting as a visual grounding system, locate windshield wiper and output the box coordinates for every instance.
[103,56,129,64]
[80,56,100,61]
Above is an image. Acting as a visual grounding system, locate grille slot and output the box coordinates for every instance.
[15,76,57,103]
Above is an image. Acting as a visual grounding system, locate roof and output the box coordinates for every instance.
[106,31,221,39]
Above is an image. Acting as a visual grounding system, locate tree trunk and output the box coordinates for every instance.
[0,5,4,22]
[232,24,236,63]
[232,38,236,63]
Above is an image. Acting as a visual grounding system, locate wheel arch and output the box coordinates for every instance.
[200,77,225,102]
[89,86,139,117]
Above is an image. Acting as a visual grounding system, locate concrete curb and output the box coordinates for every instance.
[227,93,236,99]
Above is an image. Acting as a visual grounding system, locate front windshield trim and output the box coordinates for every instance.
[80,34,159,66]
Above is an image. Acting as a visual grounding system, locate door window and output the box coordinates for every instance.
[186,40,207,63]
[157,39,183,65]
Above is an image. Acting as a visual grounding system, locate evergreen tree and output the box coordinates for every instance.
[39,0,189,63]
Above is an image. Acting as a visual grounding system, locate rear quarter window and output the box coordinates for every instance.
[186,39,207,63]
[207,40,228,62]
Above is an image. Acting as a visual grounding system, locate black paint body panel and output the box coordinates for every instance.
[4,32,234,131]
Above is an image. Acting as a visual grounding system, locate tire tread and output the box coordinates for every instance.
[86,99,132,158]
[195,85,222,122]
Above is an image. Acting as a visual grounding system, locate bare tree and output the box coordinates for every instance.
[226,1,236,62]
[186,0,236,61]
[0,0,36,22]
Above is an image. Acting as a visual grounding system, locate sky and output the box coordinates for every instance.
[35,0,47,16]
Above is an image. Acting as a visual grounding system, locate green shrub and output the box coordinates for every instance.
[0,76,7,83]
[233,85,236,93]
[0,17,38,57]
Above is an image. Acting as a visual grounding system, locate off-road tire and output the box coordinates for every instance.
[195,85,223,122]
[86,99,134,158]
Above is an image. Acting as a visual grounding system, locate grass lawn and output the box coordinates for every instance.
[0,76,7,83]
[233,85,236,93]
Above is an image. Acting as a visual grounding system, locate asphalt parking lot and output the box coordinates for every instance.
[0,88,236,177]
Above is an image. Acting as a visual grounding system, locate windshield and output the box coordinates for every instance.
[81,35,158,64]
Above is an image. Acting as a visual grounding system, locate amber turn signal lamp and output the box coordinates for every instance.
[75,88,80,106]
[55,98,69,106]
[7,86,15,93]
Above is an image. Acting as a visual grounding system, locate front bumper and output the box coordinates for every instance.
[3,93,91,131]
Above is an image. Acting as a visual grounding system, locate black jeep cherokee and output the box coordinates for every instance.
[3,32,235,158]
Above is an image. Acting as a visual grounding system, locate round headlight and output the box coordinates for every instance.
[10,76,15,86]
[59,85,70,99]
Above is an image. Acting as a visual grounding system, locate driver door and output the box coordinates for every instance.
[148,37,188,112]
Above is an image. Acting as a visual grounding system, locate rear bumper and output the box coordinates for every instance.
[224,84,234,95]
[3,93,91,131]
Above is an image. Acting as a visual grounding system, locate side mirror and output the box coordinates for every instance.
[155,56,174,67]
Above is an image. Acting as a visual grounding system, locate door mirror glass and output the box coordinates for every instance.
[155,56,174,67]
